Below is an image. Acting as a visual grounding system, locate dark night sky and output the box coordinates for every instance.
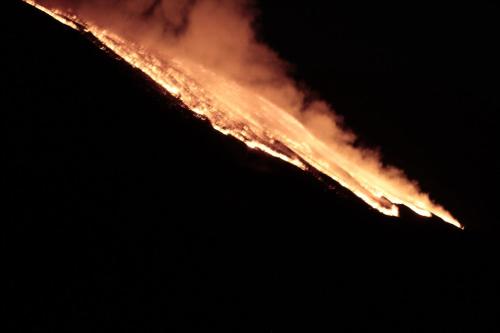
[4,1,500,332]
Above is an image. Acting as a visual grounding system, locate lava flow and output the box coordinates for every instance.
[23,0,463,229]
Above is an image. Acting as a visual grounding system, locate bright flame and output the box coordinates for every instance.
[22,0,463,229]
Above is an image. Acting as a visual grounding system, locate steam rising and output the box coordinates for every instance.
[36,0,357,151]
[27,0,462,228]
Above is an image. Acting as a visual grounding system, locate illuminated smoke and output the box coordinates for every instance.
[24,0,462,228]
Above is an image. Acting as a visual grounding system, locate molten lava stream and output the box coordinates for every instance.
[23,0,462,229]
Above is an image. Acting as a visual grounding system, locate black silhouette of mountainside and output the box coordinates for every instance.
[4,1,498,332]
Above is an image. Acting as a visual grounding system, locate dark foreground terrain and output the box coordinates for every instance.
[4,1,499,332]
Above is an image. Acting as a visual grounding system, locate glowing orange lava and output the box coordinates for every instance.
[23,0,463,229]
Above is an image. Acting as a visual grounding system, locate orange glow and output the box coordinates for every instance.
[23,0,463,229]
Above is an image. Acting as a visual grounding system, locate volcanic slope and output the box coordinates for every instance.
[4,1,497,332]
